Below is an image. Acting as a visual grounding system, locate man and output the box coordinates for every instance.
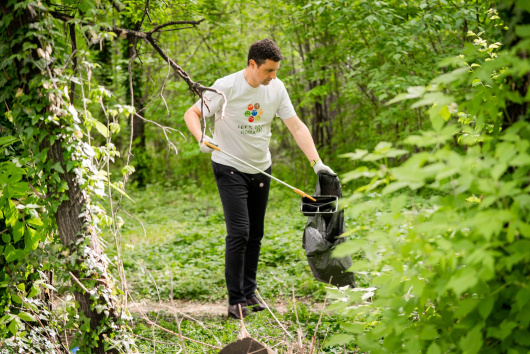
[184,39,335,319]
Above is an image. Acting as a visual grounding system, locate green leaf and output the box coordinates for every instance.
[8,316,23,335]
[5,182,29,198]
[426,342,441,354]
[515,0,530,13]
[431,67,468,85]
[95,121,109,138]
[4,244,20,262]
[25,227,39,251]
[13,220,24,242]
[429,105,446,131]
[324,333,354,347]
[0,314,16,326]
[79,0,96,12]
[446,267,478,296]
[28,284,41,298]
[26,218,43,227]
[420,325,438,340]
[510,153,530,166]
[17,312,36,322]
[382,181,409,195]
[4,199,18,227]
[333,239,367,257]
[487,320,518,340]
[6,172,22,184]
[440,105,451,121]
[459,326,483,354]
[11,294,22,304]
[106,182,135,203]
[0,136,18,148]
[478,297,494,319]
[390,194,407,214]
[340,149,368,161]
[515,288,530,311]
[341,322,365,334]
[2,232,11,243]
[52,162,65,174]
[386,92,409,105]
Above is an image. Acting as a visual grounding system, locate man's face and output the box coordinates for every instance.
[250,59,280,86]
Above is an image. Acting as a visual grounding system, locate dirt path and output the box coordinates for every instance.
[127,298,325,318]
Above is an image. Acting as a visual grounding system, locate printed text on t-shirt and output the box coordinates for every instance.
[239,124,264,135]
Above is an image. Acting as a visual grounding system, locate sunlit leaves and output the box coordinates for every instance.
[338,3,530,352]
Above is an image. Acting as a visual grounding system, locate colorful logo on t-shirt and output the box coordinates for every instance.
[245,103,262,123]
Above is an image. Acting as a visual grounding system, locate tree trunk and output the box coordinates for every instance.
[46,140,119,354]
[2,3,121,353]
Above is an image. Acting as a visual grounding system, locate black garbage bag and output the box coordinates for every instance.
[302,174,355,287]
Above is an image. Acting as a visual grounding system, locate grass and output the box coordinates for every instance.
[101,182,367,352]
[105,183,329,302]
[131,301,356,353]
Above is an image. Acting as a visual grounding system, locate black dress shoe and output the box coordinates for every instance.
[228,303,249,319]
[246,296,267,312]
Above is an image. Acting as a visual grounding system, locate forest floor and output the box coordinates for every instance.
[127,297,325,317]
[101,185,360,352]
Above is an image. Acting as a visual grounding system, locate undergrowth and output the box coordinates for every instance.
[103,183,359,302]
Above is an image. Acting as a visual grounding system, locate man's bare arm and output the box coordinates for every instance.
[282,115,320,162]
[184,104,204,142]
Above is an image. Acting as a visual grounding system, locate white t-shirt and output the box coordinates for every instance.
[195,70,296,173]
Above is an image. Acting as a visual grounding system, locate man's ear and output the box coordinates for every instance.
[249,59,257,69]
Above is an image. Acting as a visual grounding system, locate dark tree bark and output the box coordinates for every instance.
[46,140,119,354]
[124,17,148,187]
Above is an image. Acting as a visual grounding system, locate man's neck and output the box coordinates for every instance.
[243,67,259,88]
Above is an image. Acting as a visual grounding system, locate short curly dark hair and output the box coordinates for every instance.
[247,39,283,67]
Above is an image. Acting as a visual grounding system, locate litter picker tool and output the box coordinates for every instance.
[204,141,317,202]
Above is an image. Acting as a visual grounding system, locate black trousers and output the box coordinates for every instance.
[212,161,271,305]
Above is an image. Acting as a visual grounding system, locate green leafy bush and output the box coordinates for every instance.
[332,4,530,353]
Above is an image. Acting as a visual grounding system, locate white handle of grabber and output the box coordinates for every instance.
[204,141,316,202]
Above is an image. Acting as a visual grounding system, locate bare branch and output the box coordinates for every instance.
[47,10,224,118]
[148,19,204,34]
[69,271,90,293]
[62,48,77,71]
[109,0,125,12]
[144,35,226,114]
[29,182,49,199]
[138,0,152,29]
[256,290,295,341]
[118,206,147,238]
[134,112,180,154]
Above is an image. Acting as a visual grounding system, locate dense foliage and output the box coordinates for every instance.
[331,2,530,352]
